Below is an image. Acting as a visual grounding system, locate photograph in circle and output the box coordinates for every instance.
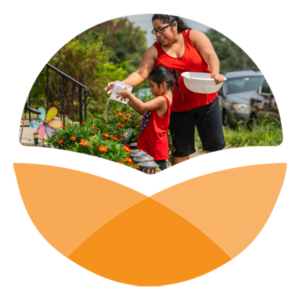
[19,14,282,173]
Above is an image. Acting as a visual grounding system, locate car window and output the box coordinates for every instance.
[261,81,271,94]
[225,76,265,94]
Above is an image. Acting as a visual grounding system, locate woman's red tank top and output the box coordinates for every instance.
[137,95,171,161]
[153,29,218,112]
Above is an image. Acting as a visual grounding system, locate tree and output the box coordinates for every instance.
[28,18,149,120]
[82,18,148,74]
[205,29,258,72]
[29,32,129,120]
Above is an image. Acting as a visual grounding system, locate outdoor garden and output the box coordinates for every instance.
[21,16,283,171]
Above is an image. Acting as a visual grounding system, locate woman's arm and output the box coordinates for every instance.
[105,46,157,95]
[189,30,224,84]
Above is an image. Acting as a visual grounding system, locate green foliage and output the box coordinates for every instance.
[45,111,143,168]
[138,90,155,102]
[195,119,283,149]
[28,17,149,122]
[86,18,148,74]
[29,36,129,120]
[205,29,258,72]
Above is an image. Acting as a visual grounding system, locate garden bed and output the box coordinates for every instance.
[45,109,142,169]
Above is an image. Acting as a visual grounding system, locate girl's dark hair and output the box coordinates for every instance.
[151,14,191,33]
[148,66,183,99]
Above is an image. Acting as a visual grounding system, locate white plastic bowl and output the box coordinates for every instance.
[181,72,226,94]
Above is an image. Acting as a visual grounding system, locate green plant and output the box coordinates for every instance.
[45,110,143,169]
[195,119,283,150]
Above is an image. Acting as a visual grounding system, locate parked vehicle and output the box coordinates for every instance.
[218,70,265,127]
[248,80,280,126]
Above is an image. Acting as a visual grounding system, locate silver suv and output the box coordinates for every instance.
[218,70,265,127]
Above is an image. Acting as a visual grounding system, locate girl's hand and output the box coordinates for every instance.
[206,73,225,85]
[116,87,132,102]
[104,81,116,95]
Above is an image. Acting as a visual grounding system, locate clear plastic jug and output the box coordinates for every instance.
[110,80,133,104]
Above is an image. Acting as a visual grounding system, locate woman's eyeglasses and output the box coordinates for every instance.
[151,21,174,35]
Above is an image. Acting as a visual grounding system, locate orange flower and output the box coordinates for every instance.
[92,135,96,138]
[118,123,125,128]
[99,145,107,153]
[102,133,111,138]
[123,145,131,153]
[126,113,131,117]
[61,125,65,129]
[116,108,120,112]
[70,136,77,141]
[136,166,140,170]
[96,145,99,150]
[118,162,124,165]
[112,137,118,141]
[138,118,142,121]
[113,111,117,114]
[58,139,64,144]
[118,113,124,117]
[126,157,133,165]
[136,124,140,128]
[82,122,86,125]
[52,132,55,135]
[79,139,88,147]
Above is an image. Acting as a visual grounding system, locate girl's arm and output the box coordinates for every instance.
[128,98,144,115]
[189,30,224,84]
[117,88,166,114]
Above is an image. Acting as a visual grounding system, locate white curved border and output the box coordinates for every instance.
[1,0,300,300]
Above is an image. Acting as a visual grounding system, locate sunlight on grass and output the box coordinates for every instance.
[195,119,283,150]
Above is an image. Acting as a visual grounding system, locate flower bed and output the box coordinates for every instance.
[46,109,142,169]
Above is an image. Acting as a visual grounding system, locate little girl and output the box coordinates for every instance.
[117,66,180,170]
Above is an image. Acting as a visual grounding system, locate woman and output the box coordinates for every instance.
[105,14,225,165]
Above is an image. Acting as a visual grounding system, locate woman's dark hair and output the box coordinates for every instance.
[148,66,183,99]
[151,14,191,33]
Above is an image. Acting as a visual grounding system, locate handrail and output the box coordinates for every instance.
[21,63,92,130]
[46,63,91,96]
[46,63,92,124]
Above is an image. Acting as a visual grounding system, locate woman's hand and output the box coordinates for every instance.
[116,87,132,102]
[207,73,225,85]
[104,81,116,95]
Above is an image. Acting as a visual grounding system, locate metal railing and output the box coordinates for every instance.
[22,63,92,127]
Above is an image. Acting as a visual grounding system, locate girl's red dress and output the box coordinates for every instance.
[137,95,171,160]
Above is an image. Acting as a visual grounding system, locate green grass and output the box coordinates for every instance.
[195,119,283,150]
